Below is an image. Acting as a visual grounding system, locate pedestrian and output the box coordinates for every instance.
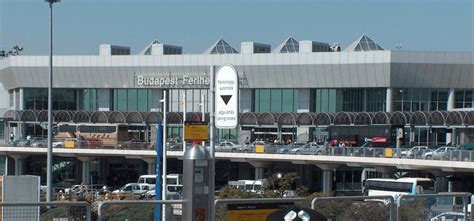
[244,137,250,145]
[9,132,14,143]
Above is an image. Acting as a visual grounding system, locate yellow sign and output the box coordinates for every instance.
[385,148,393,158]
[226,202,294,221]
[184,121,209,141]
[255,145,265,153]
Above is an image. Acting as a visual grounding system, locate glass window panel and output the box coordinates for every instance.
[270,90,282,112]
[281,89,294,112]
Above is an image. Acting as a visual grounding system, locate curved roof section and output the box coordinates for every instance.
[203,39,238,54]
[345,35,384,52]
[273,36,299,53]
[4,110,474,127]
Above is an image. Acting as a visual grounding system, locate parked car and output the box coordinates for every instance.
[79,138,103,148]
[400,146,429,158]
[113,183,150,195]
[451,143,474,161]
[238,141,272,153]
[276,142,305,154]
[168,142,192,151]
[30,139,64,148]
[215,141,242,152]
[423,146,456,160]
[9,138,29,147]
[290,143,324,155]
[118,139,150,150]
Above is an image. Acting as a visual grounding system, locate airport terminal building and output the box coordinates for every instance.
[0,35,473,193]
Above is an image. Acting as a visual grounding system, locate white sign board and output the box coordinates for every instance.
[215,65,238,129]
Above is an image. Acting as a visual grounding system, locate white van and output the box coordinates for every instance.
[138,175,156,186]
[113,183,150,195]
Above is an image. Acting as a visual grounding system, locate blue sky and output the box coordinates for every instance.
[1,0,473,55]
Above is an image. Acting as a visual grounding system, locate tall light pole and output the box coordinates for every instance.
[160,90,167,221]
[45,0,60,203]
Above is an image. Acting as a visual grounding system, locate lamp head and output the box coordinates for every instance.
[45,0,60,3]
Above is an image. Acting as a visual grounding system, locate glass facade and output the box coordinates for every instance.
[169,89,209,113]
[313,88,385,112]
[255,89,299,112]
[218,129,239,143]
[113,89,152,112]
[24,88,77,110]
[366,89,386,112]
[393,88,447,112]
[455,90,474,108]
[81,89,97,111]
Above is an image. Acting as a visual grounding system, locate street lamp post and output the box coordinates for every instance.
[45,0,60,203]
[160,91,167,221]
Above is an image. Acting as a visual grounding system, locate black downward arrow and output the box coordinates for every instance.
[221,95,232,105]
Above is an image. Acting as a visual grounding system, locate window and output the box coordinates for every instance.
[255,89,299,112]
[24,88,77,110]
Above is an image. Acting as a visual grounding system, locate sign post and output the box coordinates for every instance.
[209,64,238,221]
[215,65,239,129]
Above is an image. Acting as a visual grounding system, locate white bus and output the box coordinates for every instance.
[364,178,435,200]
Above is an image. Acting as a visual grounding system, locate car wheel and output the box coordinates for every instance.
[295,150,301,155]
[425,155,432,160]
[37,144,42,148]
[401,154,406,158]
[316,151,322,155]
[243,150,248,153]
[56,145,62,148]
[231,148,237,153]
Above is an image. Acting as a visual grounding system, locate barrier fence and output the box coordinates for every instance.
[2,193,472,221]
[0,201,91,221]
[214,197,308,221]
[97,199,186,221]
[396,192,472,221]
[311,195,395,221]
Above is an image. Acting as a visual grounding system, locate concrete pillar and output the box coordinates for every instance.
[277,126,282,142]
[19,88,24,110]
[143,158,156,175]
[4,156,9,175]
[296,128,310,143]
[14,158,25,175]
[409,127,415,145]
[255,167,264,180]
[386,88,393,112]
[10,155,27,175]
[322,170,333,193]
[248,161,271,180]
[363,89,368,112]
[447,88,455,111]
[436,176,448,193]
[316,164,338,193]
[78,157,94,184]
[82,161,90,184]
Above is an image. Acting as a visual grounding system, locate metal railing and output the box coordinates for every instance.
[214,197,307,221]
[0,201,91,221]
[396,192,472,221]
[97,199,187,221]
[311,195,395,221]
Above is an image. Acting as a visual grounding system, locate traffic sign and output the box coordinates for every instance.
[215,65,238,129]
[184,121,209,141]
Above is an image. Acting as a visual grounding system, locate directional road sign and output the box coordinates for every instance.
[215,65,238,129]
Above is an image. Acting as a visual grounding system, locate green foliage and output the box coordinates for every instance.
[261,172,300,198]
